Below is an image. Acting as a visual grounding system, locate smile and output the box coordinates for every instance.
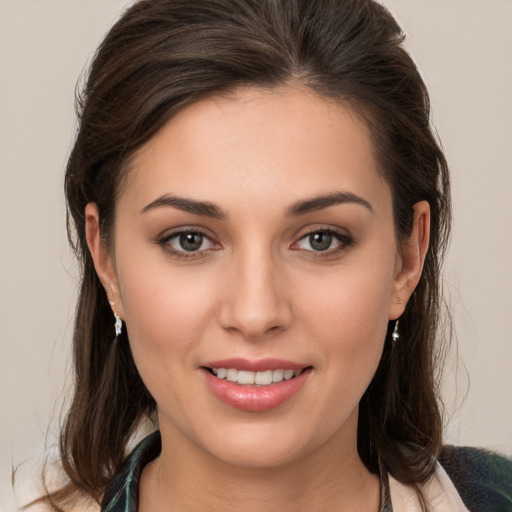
[201,359,313,411]
[209,368,304,386]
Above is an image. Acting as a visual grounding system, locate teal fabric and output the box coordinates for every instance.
[439,445,512,512]
[100,431,512,511]
[101,432,161,512]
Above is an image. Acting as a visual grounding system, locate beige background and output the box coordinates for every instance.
[1,1,511,509]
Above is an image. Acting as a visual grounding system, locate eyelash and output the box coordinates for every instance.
[158,228,219,260]
[292,228,355,256]
[157,228,354,260]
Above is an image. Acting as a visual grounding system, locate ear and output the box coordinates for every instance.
[388,201,430,320]
[85,202,125,320]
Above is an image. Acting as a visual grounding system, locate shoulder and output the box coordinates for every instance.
[101,431,161,511]
[11,446,99,512]
[14,500,98,512]
[439,445,512,512]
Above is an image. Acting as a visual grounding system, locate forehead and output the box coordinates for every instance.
[122,86,390,216]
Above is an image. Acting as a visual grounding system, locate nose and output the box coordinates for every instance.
[218,248,293,340]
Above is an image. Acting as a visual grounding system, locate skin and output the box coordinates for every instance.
[86,86,429,512]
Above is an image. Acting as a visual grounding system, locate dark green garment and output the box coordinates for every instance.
[100,431,512,512]
[440,445,512,512]
[101,432,162,512]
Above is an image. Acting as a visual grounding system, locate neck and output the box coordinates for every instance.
[139,423,380,512]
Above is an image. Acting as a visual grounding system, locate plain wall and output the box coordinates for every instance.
[1,0,511,509]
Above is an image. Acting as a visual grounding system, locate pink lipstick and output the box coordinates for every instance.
[201,358,312,412]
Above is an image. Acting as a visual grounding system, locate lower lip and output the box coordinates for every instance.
[202,368,312,412]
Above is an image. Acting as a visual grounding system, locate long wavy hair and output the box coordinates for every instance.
[36,0,451,509]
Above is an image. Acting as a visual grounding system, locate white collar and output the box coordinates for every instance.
[388,461,470,511]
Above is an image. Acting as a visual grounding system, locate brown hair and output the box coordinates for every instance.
[38,0,451,509]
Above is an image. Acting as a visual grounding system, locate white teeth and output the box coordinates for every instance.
[226,369,238,382]
[272,369,284,382]
[237,370,255,385]
[254,370,273,385]
[211,367,303,385]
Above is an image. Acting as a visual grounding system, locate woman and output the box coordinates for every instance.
[27,0,511,511]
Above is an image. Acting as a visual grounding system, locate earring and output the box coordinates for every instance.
[109,301,123,337]
[391,320,400,342]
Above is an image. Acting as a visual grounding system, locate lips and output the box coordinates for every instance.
[201,358,312,411]
[203,358,306,372]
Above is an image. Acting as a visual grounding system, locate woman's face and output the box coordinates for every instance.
[88,86,427,469]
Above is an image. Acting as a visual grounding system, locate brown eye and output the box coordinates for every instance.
[308,232,333,251]
[160,229,218,257]
[294,229,354,254]
[179,232,204,251]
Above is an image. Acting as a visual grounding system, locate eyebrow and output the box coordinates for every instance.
[140,194,226,219]
[140,190,373,219]
[285,191,374,216]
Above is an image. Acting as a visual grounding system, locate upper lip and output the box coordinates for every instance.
[201,358,308,372]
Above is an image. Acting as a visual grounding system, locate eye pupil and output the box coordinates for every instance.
[310,232,332,251]
[179,233,203,251]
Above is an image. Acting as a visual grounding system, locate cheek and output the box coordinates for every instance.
[300,263,394,337]
[272,268,392,449]
[115,262,222,423]
[114,245,220,371]
[294,258,394,388]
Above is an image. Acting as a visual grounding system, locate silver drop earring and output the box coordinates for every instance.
[391,320,400,342]
[110,301,123,337]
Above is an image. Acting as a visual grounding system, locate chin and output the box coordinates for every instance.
[211,439,308,470]
[194,416,346,471]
